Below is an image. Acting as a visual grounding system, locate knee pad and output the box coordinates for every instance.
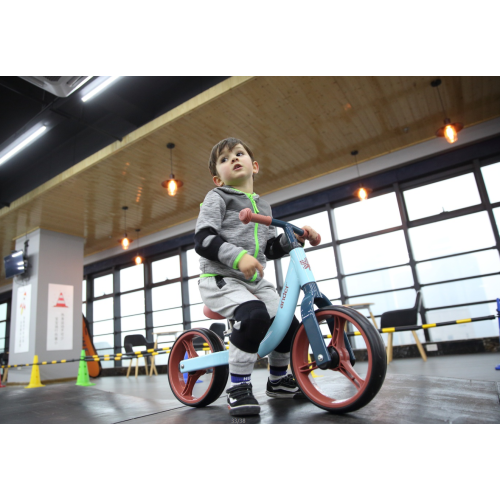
[274,315,300,353]
[230,300,271,354]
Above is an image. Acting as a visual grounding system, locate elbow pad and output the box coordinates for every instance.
[264,235,288,260]
[194,227,226,262]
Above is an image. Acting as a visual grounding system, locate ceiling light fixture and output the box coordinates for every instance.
[161,143,183,196]
[134,229,142,265]
[352,150,371,201]
[431,79,463,144]
[81,76,121,102]
[0,125,47,166]
[120,206,132,250]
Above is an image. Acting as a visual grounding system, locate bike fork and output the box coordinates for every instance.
[301,282,356,369]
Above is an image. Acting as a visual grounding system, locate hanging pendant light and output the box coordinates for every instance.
[352,150,371,201]
[134,229,142,265]
[119,206,133,250]
[161,143,183,196]
[431,79,463,144]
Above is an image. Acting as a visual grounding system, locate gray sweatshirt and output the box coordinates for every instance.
[194,186,293,282]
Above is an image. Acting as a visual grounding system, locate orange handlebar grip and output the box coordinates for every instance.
[239,208,253,224]
[239,208,272,226]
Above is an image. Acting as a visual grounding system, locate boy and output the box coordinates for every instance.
[195,137,318,416]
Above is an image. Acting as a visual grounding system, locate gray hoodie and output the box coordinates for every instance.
[194,186,293,282]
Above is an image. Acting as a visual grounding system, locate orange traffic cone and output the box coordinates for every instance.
[25,355,45,389]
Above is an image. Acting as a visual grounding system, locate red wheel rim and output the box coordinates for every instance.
[291,309,373,410]
[168,330,216,404]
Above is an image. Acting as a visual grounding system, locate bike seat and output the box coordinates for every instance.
[203,305,225,320]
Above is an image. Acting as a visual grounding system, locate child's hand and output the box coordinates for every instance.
[296,225,318,245]
[237,254,264,280]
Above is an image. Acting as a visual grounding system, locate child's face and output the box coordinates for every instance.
[213,144,259,187]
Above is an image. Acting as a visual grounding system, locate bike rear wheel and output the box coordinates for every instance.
[291,306,386,414]
[168,328,229,407]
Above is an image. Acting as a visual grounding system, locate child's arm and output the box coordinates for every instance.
[264,225,309,260]
[295,225,318,245]
[195,191,253,272]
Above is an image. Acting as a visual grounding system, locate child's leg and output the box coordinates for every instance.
[199,277,273,415]
[267,314,299,378]
[226,300,272,415]
[229,300,272,386]
[266,316,306,398]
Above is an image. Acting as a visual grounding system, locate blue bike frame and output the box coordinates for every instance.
[179,223,355,373]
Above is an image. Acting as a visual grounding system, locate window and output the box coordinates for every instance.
[264,259,277,287]
[344,265,414,297]
[152,282,183,351]
[152,255,180,283]
[93,297,113,322]
[426,303,498,341]
[403,173,481,221]
[94,274,113,297]
[416,250,500,285]
[347,288,416,319]
[422,275,500,309]
[287,211,333,244]
[340,230,409,275]
[333,193,401,240]
[120,264,144,293]
[492,207,500,234]
[186,248,200,277]
[120,290,145,316]
[481,161,500,203]
[305,247,337,281]
[82,279,87,317]
[152,283,182,311]
[409,212,495,262]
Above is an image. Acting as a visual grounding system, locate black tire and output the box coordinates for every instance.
[291,306,387,414]
[168,328,229,408]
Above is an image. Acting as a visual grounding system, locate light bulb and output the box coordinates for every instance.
[444,124,458,144]
[167,178,178,196]
[122,236,130,250]
[358,187,368,201]
[135,255,142,265]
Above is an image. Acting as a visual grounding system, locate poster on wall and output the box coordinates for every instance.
[14,284,31,353]
[47,284,74,351]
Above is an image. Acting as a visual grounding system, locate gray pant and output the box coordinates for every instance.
[199,276,290,375]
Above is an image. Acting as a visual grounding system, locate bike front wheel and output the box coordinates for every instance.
[168,328,229,408]
[291,306,387,414]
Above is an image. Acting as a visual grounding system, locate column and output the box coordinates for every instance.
[8,228,84,383]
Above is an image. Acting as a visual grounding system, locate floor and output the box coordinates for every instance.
[1,353,499,424]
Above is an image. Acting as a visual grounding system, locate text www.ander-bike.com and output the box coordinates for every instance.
[255,471,491,491]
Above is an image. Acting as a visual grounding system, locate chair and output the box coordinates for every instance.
[380,291,427,363]
[124,334,154,377]
[209,323,226,344]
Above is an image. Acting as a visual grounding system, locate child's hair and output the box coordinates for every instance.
[208,137,255,177]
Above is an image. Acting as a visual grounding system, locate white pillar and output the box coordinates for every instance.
[8,229,84,383]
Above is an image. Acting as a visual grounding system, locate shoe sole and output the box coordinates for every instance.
[266,390,307,399]
[228,404,261,416]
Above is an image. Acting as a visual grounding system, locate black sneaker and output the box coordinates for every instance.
[226,383,261,416]
[266,374,306,399]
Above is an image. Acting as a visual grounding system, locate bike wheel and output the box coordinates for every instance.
[168,328,229,407]
[291,306,386,414]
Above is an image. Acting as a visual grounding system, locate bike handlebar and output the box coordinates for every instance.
[239,208,321,246]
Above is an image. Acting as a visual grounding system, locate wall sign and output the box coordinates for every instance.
[47,284,74,351]
[14,284,31,353]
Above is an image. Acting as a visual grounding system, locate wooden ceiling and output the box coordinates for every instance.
[1,75,500,287]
